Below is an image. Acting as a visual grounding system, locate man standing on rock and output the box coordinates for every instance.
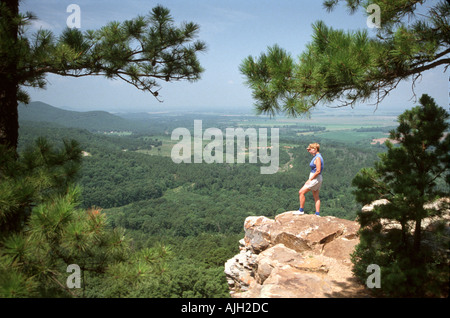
[295,143,323,216]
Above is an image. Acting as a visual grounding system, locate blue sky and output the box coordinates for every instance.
[21,0,448,114]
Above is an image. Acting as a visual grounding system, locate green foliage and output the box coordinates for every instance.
[239,45,301,117]
[87,243,173,298]
[240,0,450,116]
[352,226,449,297]
[14,5,206,101]
[0,137,82,235]
[0,139,171,298]
[351,94,450,297]
[0,3,206,149]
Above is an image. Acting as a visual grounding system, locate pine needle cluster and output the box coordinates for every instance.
[240,0,450,116]
[0,139,171,297]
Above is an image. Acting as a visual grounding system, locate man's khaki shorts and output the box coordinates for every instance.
[306,173,323,191]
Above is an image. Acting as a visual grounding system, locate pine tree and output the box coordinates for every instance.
[239,0,450,116]
[0,2,206,150]
[351,94,450,297]
[0,139,172,297]
[1,2,186,297]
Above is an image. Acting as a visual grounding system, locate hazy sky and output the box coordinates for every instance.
[21,0,448,114]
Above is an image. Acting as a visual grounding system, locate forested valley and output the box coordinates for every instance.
[16,103,393,297]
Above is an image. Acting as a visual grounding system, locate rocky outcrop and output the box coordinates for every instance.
[224,212,371,298]
[361,197,450,233]
[225,198,450,298]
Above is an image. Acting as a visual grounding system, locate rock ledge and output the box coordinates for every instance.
[224,212,371,298]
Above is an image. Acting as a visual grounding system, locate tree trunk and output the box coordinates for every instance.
[0,83,19,151]
[0,0,20,151]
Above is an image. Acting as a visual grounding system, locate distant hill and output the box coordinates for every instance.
[18,101,149,132]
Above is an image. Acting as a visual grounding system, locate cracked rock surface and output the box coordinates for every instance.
[224,212,371,298]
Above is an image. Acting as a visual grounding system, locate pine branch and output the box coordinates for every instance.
[240,0,450,116]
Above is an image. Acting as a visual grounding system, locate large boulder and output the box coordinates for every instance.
[224,212,371,298]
